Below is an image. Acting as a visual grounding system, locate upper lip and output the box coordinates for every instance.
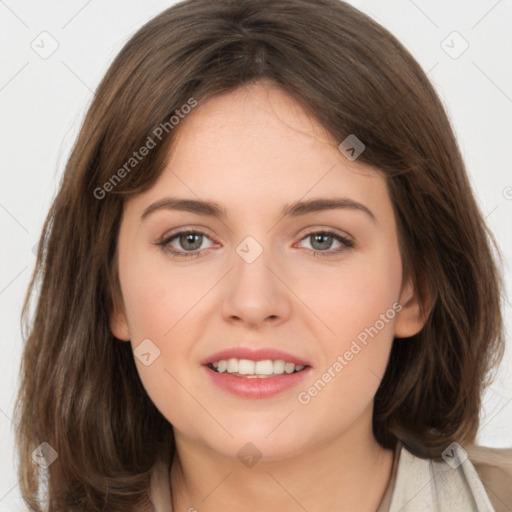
[201,347,311,367]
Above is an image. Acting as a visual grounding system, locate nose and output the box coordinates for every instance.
[220,237,292,328]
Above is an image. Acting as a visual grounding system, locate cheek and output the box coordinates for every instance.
[308,241,402,350]
[120,248,206,341]
[301,245,401,406]
[118,252,209,420]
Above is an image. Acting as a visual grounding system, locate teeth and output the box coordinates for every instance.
[238,359,255,375]
[256,360,275,374]
[210,358,306,376]
[284,362,295,374]
[273,359,285,374]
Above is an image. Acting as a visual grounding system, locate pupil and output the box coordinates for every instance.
[182,233,202,250]
[312,233,332,250]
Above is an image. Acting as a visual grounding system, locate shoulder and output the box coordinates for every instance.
[466,443,512,512]
[389,442,510,511]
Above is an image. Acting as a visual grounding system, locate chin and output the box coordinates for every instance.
[203,425,312,462]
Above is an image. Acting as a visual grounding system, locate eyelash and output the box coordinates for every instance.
[156,229,354,260]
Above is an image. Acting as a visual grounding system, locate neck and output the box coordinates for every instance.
[169,407,395,512]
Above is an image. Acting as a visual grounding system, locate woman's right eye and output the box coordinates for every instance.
[157,231,214,259]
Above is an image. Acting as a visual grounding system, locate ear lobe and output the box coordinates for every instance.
[110,302,131,342]
[394,277,434,338]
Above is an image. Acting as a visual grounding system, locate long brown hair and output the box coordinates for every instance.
[15,0,505,510]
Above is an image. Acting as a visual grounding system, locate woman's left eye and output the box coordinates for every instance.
[295,231,354,257]
[156,229,354,259]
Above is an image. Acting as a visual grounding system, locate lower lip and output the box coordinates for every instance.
[202,365,312,398]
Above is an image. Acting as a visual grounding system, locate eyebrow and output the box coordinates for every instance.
[141,196,377,223]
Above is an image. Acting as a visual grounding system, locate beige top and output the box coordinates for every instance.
[148,442,512,511]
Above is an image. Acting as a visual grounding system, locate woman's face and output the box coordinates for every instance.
[111,81,424,460]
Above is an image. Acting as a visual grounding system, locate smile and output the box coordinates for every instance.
[209,358,306,378]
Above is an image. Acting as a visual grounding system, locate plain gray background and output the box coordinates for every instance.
[1,1,511,510]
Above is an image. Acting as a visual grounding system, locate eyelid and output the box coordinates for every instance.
[295,224,353,240]
[159,225,216,242]
[159,224,352,242]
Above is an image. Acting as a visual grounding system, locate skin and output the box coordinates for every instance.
[111,80,429,512]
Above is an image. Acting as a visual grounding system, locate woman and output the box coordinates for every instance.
[15,0,512,510]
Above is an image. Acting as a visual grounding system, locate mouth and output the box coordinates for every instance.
[201,348,312,397]
[205,358,309,378]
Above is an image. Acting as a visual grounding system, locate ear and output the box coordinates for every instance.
[394,276,434,338]
[110,294,131,342]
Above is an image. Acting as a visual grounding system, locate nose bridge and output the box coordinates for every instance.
[235,234,267,266]
[232,233,277,290]
[221,233,290,325]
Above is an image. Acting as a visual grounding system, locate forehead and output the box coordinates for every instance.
[125,82,391,223]
[169,82,343,169]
